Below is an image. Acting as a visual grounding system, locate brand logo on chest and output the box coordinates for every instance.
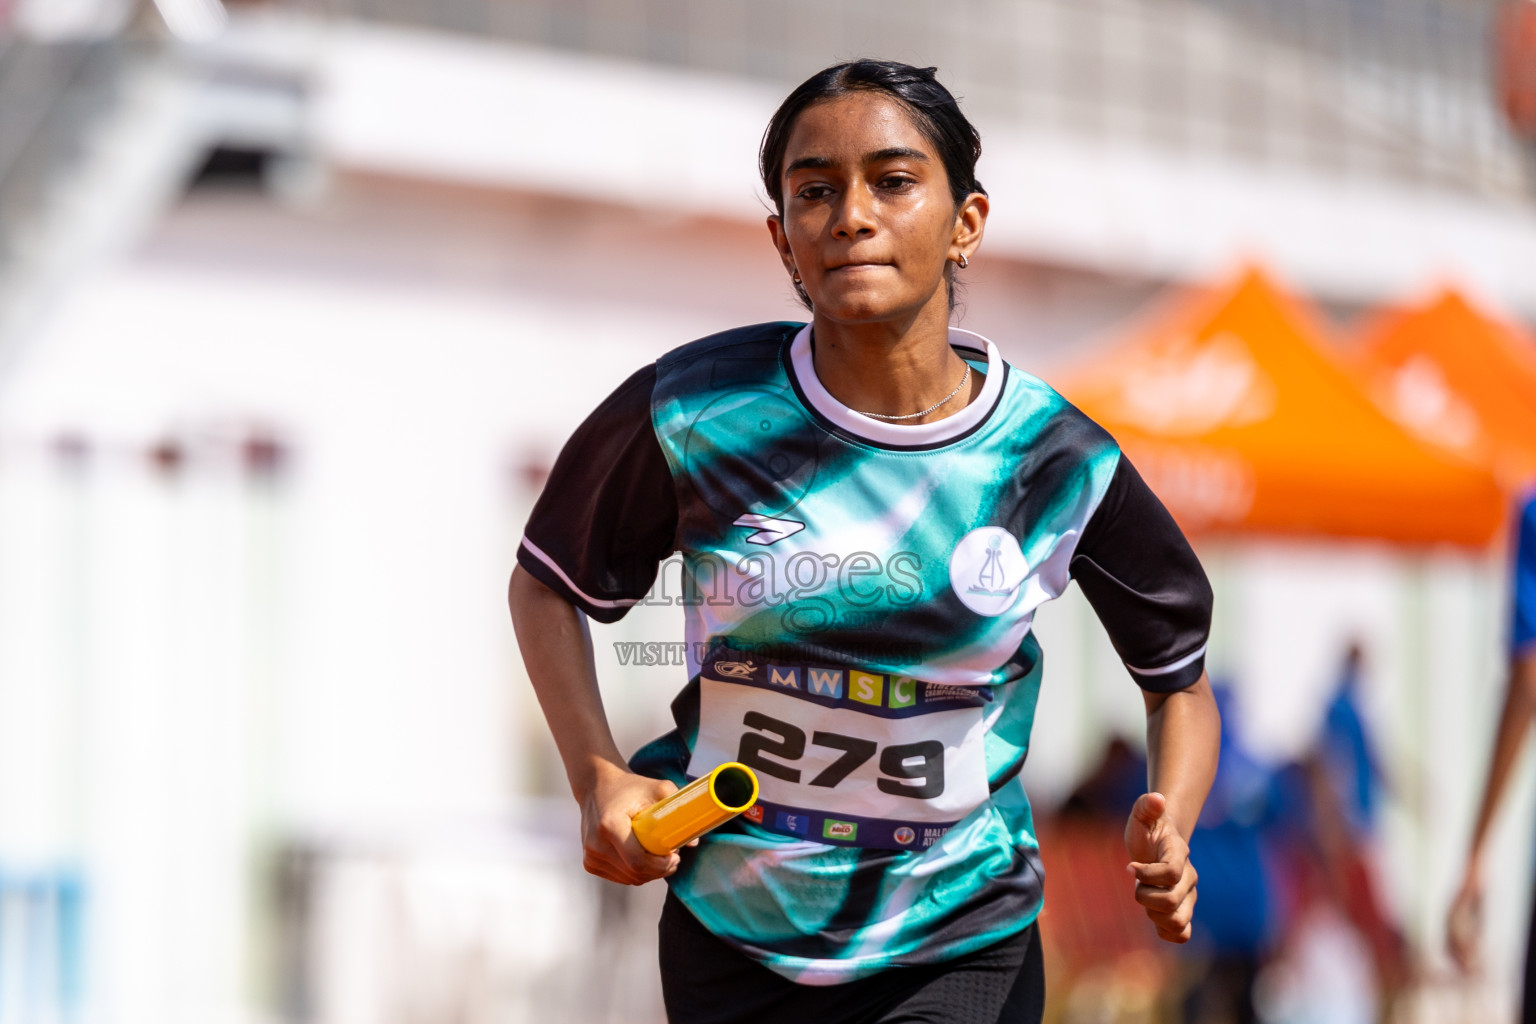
[732,514,806,546]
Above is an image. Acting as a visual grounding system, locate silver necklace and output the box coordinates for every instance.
[857,363,971,421]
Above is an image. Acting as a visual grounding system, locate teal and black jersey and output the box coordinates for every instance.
[518,321,1212,985]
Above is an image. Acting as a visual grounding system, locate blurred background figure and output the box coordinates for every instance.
[0,1,1534,1022]
[1312,644,1408,1004]
[1318,644,1383,844]
[1248,645,1406,1024]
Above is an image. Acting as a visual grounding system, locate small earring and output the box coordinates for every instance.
[956,252,969,269]
[791,269,802,284]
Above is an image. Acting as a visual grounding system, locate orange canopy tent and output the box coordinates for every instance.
[1351,289,1536,490]
[1054,270,1507,546]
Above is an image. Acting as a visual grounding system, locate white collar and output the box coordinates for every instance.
[788,324,1005,447]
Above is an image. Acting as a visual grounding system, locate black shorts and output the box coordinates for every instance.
[658,891,1045,1024]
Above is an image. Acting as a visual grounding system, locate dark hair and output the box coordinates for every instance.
[759,60,986,309]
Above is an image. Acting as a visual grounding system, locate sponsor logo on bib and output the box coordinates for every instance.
[893,826,916,846]
[948,527,1027,617]
[823,819,858,841]
[776,811,811,836]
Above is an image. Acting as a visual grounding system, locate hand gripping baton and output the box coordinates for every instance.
[631,762,760,855]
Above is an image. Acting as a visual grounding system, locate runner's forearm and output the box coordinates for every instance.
[508,565,629,799]
[1464,649,1536,866]
[1142,672,1220,839]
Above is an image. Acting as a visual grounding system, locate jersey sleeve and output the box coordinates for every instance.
[515,364,677,623]
[1069,457,1214,693]
[1513,493,1536,657]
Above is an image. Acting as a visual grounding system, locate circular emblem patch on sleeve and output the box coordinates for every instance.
[948,527,1028,616]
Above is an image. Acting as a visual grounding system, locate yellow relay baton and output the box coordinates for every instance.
[632,762,760,855]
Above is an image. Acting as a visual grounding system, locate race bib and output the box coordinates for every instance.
[687,650,993,850]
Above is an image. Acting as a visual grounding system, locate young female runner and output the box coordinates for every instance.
[509,59,1220,1024]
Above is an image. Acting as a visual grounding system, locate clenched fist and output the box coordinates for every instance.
[1124,791,1199,943]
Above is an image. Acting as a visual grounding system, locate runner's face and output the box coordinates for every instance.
[769,92,966,326]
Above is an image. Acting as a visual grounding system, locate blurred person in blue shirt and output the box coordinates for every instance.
[1448,492,1536,1020]
[1308,643,1407,1000]
[1318,643,1384,839]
